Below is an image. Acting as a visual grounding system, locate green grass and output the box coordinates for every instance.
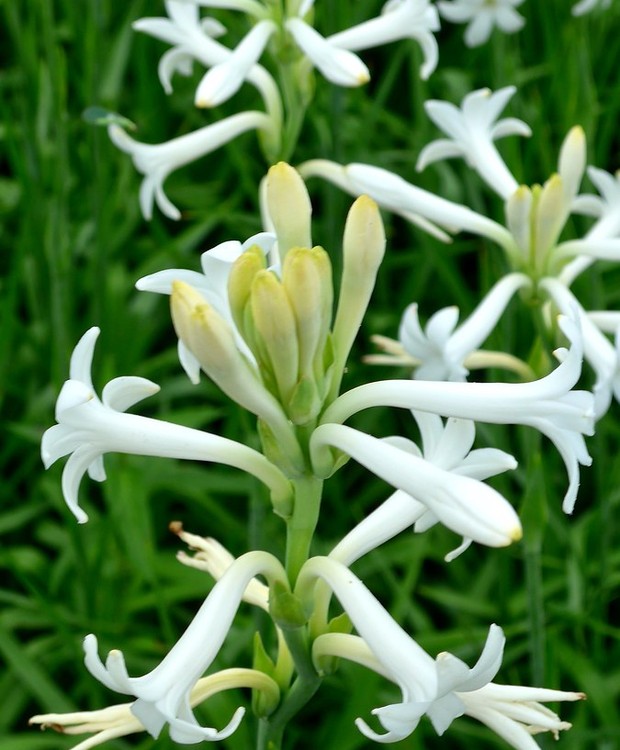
[2,1,620,748]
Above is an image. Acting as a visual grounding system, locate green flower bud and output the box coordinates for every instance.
[265,162,312,259]
[251,270,300,405]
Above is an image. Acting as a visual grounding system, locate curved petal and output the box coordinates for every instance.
[102,377,161,412]
[286,18,370,87]
[62,446,103,523]
[69,327,100,386]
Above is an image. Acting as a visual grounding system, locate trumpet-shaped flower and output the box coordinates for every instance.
[298,158,511,245]
[329,411,518,565]
[326,0,441,80]
[322,316,594,513]
[312,421,521,549]
[572,0,612,15]
[29,669,279,750]
[41,328,291,523]
[398,272,531,381]
[540,278,620,418]
[561,167,620,284]
[299,557,583,746]
[136,231,276,382]
[133,0,281,115]
[416,86,531,199]
[438,0,526,47]
[84,551,287,743]
[108,112,270,220]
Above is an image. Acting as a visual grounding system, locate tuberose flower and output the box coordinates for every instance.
[84,551,287,744]
[326,0,441,80]
[438,0,526,47]
[298,557,584,746]
[311,420,521,549]
[136,231,276,382]
[108,112,271,220]
[416,86,531,199]
[29,669,279,750]
[321,316,594,513]
[41,328,291,523]
[329,411,518,565]
[572,0,612,16]
[397,273,532,381]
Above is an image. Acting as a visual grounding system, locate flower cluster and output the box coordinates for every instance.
[35,163,589,748]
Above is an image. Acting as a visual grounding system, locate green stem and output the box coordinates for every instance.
[285,473,323,583]
[257,628,322,750]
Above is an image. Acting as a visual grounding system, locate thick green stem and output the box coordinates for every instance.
[285,473,323,583]
[257,628,322,750]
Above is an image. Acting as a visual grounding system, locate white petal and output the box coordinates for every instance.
[102,377,161,412]
[70,327,100,385]
[286,18,370,86]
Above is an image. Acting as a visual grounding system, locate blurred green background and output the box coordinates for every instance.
[1,1,619,748]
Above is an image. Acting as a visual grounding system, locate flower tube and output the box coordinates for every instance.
[322,316,594,512]
[42,328,291,522]
[84,551,287,744]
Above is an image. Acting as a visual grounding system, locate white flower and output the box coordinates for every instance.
[133,0,281,118]
[329,411,518,565]
[399,272,531,380]
[311,421,522,549]
[29,669,278,750]
[572,0,612,15]
[195,19,277,106]
[322,316,594,513]
[84,551,287,744]
[108,112,270,220]
[136,231,276,382]
[438,0,526,47]
[326,0,441,80]
[298,158,511,245]
[417,86,531,199]
[300,558,583,746]
[41,328,290,523]
[561,167,620,284]
[540,278,620,418]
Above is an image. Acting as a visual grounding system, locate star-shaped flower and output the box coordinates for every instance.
[438,0,526,47]
[417,86,531,199]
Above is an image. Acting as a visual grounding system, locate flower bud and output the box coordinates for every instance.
[282,246,333,379]
[251,270,300,405]
[170,281,289,431]
[227,243,267,341]
[331,196,386,393]
[265,162,312,259]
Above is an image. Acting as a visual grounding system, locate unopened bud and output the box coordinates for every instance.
[282,246,333,378]
[228,244,267,339]
[170,281,288,429]
[331,196,386,395]
[265,162,312,259]
[251,270,299,405]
